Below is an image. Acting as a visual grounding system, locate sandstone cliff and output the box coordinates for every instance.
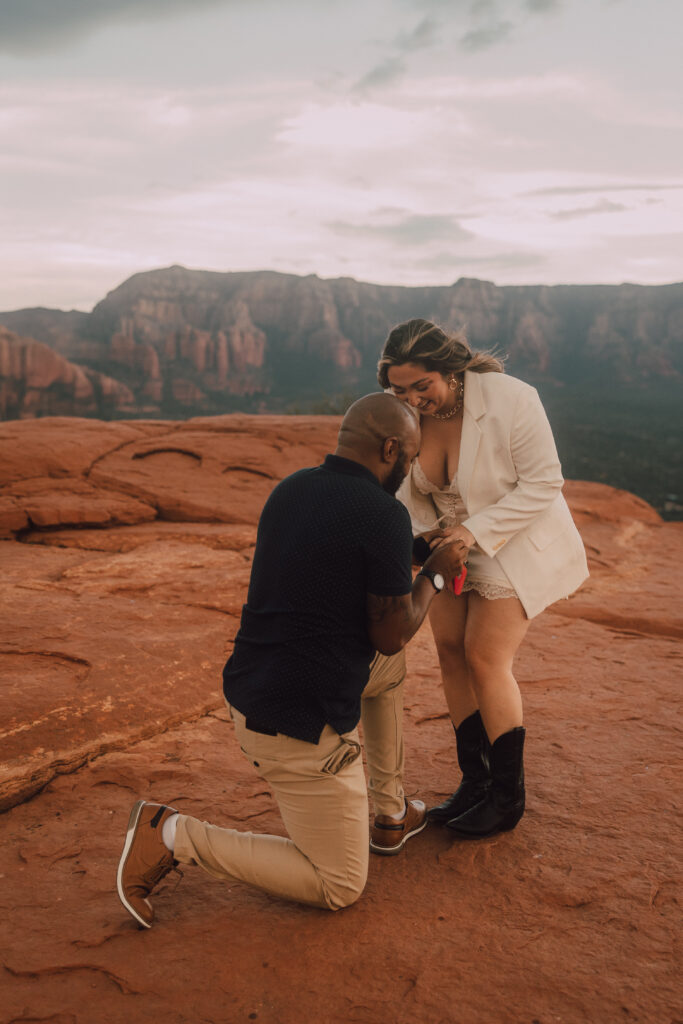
[87,268,683,400]
[2,268,681,422]
[2,269,681,519]
[0,306,88,356]
[0,326,135,420]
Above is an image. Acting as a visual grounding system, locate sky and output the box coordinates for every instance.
[1,0,682,311]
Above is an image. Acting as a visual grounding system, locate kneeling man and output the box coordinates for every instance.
[117,394,463,923]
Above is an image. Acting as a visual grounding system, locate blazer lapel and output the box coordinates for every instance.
[458,371,486,510]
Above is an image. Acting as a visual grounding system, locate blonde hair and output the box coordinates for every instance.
[377,319,504,388]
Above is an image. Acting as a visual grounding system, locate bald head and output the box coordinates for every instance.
[335,393,420,494]
[338,392,419,452]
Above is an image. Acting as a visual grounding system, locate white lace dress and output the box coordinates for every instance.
[413,460,518,601]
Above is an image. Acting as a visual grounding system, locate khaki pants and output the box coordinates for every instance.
[174,650,406,910]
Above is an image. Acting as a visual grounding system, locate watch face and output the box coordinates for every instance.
[433,572,445,590]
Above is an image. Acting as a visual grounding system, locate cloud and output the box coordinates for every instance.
[1,0,681,306]
[527,183,683,196]
[328,212,474,246]
[414,249,545,272]
[525,0,560,12]
[396,16,439,51]
[354,0,567,93]
[353,56,408,93]
[550,198,628,220]
[278,101,438,152]
[466,251,546,268]
[454,0,562,52]
[468,0,497,15]
[459,20,514,51]
[0,0,232,54]
[352,15,439,94]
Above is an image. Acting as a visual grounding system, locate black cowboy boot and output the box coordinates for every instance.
[446,726,525,839]
[427,710,491,824]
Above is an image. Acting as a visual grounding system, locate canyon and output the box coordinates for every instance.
[1,267,681,420]
[2,267,681,518]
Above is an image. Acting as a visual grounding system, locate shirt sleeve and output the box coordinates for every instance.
[364,502,414,596]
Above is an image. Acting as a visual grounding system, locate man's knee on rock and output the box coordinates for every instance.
[322,872,367,911]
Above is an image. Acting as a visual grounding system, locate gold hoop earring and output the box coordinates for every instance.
[433,375,464,420]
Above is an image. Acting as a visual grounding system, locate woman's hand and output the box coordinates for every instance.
[423,525,475,554]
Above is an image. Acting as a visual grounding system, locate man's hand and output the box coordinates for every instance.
[424,541,466,589]
[412,533,435,566]
[366,529,476,654]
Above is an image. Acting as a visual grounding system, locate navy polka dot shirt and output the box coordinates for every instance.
[223,454,413,743]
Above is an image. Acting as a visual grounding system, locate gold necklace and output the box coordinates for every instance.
[432,376,464,420]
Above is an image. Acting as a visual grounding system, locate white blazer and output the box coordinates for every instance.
[395,370,589,619]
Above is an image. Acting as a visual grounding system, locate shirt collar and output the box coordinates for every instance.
[323,454,382,488]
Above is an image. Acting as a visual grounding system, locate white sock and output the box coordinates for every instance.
[162,813,179,853]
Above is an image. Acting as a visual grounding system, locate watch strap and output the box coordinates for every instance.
[418,568,443,591]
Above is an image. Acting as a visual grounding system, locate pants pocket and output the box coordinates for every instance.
[322,738,361,776]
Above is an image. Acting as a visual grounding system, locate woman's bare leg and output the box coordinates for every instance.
[428,590,477,727]
[463,592,530,743]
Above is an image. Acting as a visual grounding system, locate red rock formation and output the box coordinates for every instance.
[2,270,682,424]
[0,326,135,420]
[90,269,683,410]
[0,415,680,1023]
[0,306,87,355]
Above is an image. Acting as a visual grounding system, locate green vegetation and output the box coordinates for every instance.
[536,379,682,521]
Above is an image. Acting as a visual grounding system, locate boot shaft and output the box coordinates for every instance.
[490,726,525,802]
[455,710,491,781]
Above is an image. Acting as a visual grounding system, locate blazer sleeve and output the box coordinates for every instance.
[462,385,564,559]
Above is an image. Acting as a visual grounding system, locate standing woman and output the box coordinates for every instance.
[378,319,588,838]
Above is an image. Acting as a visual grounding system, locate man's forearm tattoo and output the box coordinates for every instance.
[367,594,412,623]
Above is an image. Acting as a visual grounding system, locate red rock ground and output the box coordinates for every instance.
[0,416,680,1024]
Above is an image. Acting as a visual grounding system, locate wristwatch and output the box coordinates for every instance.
[418,568,445,592]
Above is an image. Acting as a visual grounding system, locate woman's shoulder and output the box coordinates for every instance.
[472,370,535,397]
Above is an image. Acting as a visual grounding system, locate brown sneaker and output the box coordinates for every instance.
[370,798,428,856]
[117,800,179,928]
